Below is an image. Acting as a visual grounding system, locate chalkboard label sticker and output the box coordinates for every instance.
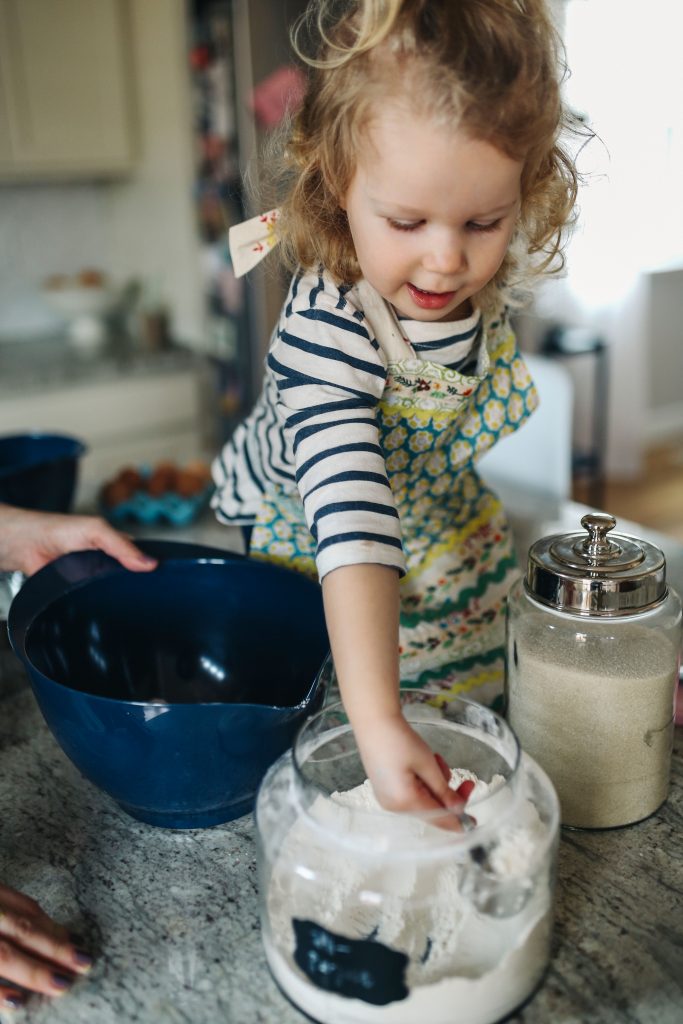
[292,918,409,1006]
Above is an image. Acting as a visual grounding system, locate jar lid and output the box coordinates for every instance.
[525,512,668,616]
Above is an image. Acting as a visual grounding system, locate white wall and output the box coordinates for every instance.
[647,269,683,444]
[520,0,683,480]
[0,183,111,338]
[105,0,205,347]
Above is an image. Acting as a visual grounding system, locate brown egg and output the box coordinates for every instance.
[117,466,144,491]
[101,479,134,508]
[78,268,106,288]
[175,468,206,497]
[146,462,178,496]
[184,460,212,483]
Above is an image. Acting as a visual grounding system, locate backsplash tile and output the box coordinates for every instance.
[0,184,111,339]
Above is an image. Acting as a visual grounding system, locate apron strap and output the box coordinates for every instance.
[354,279,415,362]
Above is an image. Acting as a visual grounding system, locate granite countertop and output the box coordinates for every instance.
[0,334,207,397]
[1,500,682,1023]
[0,658,681,1024]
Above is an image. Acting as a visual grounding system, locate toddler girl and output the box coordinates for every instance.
[213,0,578,815]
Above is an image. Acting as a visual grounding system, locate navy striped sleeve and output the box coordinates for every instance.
[270,276,405,579]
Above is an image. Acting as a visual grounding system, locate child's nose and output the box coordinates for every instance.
[423,231,466,275]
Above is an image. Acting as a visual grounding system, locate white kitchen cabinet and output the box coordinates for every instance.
[0,0,135,180]
[0,357,214,510]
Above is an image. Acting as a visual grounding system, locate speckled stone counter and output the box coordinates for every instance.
[0,334,204,396]
[1,654,681,1024]
[1,498,682,1024]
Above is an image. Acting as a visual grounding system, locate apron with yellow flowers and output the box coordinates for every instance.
[247,278,538,707]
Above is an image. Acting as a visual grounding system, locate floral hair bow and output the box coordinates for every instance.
[228,209,279,278]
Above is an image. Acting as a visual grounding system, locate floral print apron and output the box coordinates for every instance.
[249,279,538,707]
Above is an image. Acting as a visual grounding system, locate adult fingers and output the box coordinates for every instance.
[86,521,157,571]
[0,886,68,942]
[0,982,27,1010]
[0,937,79,997]
[0,905,92,985]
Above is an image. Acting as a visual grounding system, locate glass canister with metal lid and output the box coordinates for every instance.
[506,512,682,829]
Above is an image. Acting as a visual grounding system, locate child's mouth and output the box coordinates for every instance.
[406,283,456,310]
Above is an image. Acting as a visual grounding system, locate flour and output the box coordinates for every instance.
[264,768,554,1024]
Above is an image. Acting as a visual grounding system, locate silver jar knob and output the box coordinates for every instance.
[525,513,667,616]
[579,512,619,562]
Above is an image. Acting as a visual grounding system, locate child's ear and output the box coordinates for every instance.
[334,178,349,213]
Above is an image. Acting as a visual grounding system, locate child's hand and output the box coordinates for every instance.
[355,713,465,822]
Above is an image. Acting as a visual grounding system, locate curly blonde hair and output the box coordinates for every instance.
[271,0,580,309]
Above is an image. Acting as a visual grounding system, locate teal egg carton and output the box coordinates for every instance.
[102,468,213,527]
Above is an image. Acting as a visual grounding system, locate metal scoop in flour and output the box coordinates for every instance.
[452,777,536,919]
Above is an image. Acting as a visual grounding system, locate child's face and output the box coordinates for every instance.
[342,104,523,321]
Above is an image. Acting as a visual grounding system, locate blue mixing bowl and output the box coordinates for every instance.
[8,540,330,828]
[0,433,87,512]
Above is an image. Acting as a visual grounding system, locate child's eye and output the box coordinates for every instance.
[468,219,503,233]
[387,219,424,232]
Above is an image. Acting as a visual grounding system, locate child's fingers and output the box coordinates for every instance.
[412,756,469,830]
[434,752,451,782]
[455,778,476,801]
[419,754,459,807]
[410,780,471,832]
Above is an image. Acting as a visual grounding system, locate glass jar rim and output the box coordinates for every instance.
[291,688,523,857]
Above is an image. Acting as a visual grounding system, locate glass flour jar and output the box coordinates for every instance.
[506,513,682,829]
[256,685,559,1024]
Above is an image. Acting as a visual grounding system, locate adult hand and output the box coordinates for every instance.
[0,883,92,1007]
[0,505,157,576]
[355,713,466,827]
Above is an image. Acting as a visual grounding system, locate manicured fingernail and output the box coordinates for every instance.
[73,948,94,969]
[51,973,74,990]
[3,991,25,1008]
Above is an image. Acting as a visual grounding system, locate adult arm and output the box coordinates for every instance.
[0,504,156,576]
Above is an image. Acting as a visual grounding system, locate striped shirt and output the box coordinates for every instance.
[211,269,482,579]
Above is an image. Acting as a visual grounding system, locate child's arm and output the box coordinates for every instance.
[322,563,460,813]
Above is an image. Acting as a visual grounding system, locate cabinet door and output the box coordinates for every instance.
[0,0,134,177]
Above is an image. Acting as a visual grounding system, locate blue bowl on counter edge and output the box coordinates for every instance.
[8,540,329,828]
[0,433,87,512]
